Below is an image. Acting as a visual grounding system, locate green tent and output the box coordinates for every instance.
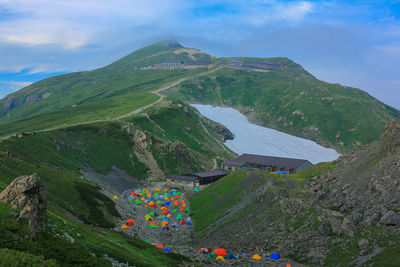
[149,225,159,228]
[154,192,159,197]
[128,199,134,203]
[184,208,191,213]
[157,215,165,219]
[176,214,184,221]
[193,188,200,192]
[156,200,163,205]
[149,212,155,216]
[172,209,178,213]
[208,252,218,259]
[135,200,142,205]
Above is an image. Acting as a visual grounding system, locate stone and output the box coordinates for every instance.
[0,173,46,238]
[358,239,369,249]
[379,211,400,226]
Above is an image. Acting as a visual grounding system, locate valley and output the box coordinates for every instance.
[0,40,399,266]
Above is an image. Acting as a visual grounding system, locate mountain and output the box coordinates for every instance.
[190,118,400,266]
[1,40,399,151]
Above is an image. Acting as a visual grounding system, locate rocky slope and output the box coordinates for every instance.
[190,118,400,266]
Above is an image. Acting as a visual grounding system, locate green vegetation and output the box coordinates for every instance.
[0,203,189,266]
[0,248,57,267]
[0,92,158,137]
[166,67,400,150]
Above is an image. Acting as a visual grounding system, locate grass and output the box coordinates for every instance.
[0,91,158,138]
[166,66,400,150]
[0,203,190,267]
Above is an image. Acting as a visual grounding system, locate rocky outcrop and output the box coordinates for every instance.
[0,174,46,238]
[200,117,234,141]
[169,141,192,164]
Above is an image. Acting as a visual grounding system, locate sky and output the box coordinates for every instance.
[0,0,399,109]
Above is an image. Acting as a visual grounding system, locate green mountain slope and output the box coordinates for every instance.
[165,66,400,150]
[0,101,234,265]
[2,40,398,150]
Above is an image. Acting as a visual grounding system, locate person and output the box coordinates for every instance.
[5,151,9,157]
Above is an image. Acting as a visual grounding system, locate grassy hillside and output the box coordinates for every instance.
[1,40,398,150]
[0,102,233,265]
[190,167,400,266]
[0,203,190,266]
[0,41,210,124]
[166,67,400,150]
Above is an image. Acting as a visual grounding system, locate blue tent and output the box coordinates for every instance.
[165,202,170,206]
[224,253,236,260]
[187,221,192,226]
[162,218,169,222]
[276,171,290,174]
[164,248,171,253]
[148,196,154,200]
[270,253,280,260]
[158,196,164,200]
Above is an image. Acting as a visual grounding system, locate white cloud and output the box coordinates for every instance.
[0,81,33,89]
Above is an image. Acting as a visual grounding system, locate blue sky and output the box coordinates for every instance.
[0,0,399,109]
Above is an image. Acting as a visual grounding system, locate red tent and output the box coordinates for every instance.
[212,248,228,256]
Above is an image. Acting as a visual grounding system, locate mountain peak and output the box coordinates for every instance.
[158,40,183,48]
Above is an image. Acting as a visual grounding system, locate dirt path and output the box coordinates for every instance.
[0,68,220,142]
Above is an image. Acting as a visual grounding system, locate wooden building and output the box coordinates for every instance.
[222,153,312,173]
[191,170,229,185]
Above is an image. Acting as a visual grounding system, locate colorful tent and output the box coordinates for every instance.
[166,213,172,218]
[270,253,280,260]
[113,195,118,199]
[164,248,171,253]
[193,188,200,192]
[225,253,236,260]
[149,224,159,228]
[207,252,218,259]
[160,206,167,210]
[155,244,164,249]
[162,226,169,231]
[172,209,178,213]
[176,214,184,220]
[121,224,129,229]
[213,248,228,256]
[216,256,226,262]
[178,220,186,225]
[161,210,169,214]
[252,254,262,260]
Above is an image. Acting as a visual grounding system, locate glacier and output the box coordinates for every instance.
[191,104,340,164]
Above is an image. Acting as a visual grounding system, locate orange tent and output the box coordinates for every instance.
[180,207,185,212]
[216,256,226,262]
[160,206,167,210]
[164,189,168,192]
[171,197,175,201]
[212,248,227,256]
[161,210,169,214]
[252,254,262,260]
[164,197,169,201]
[137,220,143,224]
[174,200,179,206]
[121,224,129,229]
[140,197,145,201]
[155,244,164,249]
[175,195,181,199]
[155,188,160,192]
[127,219,135,223]
[149,222,158,226]
[144,204,148,208]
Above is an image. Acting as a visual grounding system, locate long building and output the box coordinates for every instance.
[166,169,229,189]
[221,153,312,173]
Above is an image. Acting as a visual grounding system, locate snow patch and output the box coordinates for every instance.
[191,104,339,164]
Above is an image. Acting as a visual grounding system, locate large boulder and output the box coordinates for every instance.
[0,174,46,238]
[379,211,400,226]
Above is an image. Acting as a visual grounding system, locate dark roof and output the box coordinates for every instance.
[223,154,312,169]
[222,160,247,167]
[192,169,228,178]
[166,175,198,182]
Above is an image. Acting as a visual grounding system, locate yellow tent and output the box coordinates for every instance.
[113,195,118,199]
[252,254,262,260]
[216,256,226,262]
[121,224,129,229]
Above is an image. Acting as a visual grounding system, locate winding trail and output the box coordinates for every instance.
[0,68,219,142]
